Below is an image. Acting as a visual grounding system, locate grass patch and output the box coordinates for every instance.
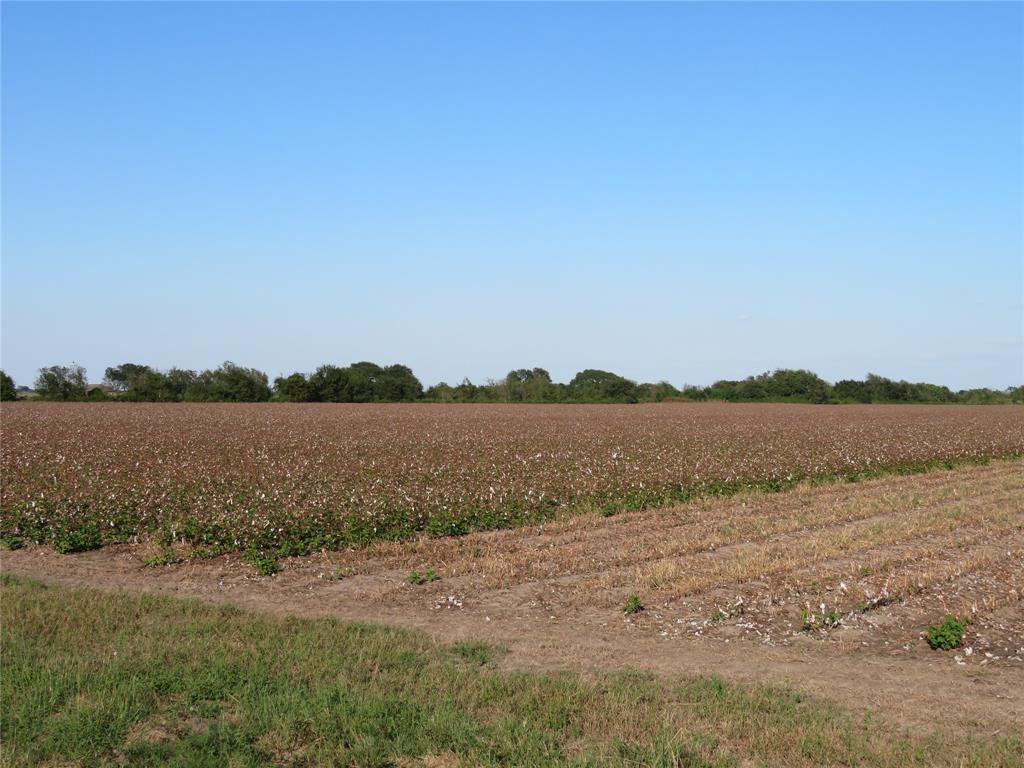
[448,641,508,667]
[2,575,1018,767]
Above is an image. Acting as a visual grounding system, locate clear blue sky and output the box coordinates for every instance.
[2,2,1021,390]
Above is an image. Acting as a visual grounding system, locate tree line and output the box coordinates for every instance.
[1,363,1021,405]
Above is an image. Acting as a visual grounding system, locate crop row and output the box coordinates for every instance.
[1,403,1022,561]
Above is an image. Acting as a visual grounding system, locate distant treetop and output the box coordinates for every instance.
[2,364,1020,405]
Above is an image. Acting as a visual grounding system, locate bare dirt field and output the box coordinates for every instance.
[5,458,1022,738]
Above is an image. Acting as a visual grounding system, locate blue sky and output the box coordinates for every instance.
[2,2,1021,390]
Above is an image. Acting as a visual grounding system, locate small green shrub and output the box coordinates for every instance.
[242,549,279,576]
[623,594,644,615]
[52,527,102,554]
[407,567,439,585]
[144,550,179,567]
[0,536,24,551]
[926,614,968,650]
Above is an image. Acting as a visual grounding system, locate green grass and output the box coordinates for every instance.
[448,641,508,667]
[1,575,1020,768]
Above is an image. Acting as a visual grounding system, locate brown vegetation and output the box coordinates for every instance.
[2,402,1022,556]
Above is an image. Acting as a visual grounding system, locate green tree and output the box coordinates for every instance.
[568,369,638,403]
[636,381,682,402]
[186,362,271,402]
[832,379,871,403]
[308,362,423,402]
[375,364,423,401]
[0,370,18,401]
[763,369,831,403]
[703,379,742,402]
[130,371,170,401]
[273,373,313,402]
[345,361,383,402]
[423,382,454,401]
[103,363,154,393]
[504,368,557,402]
[454,377,480,403]
[309,365,349,402]
[34,364,88,401]
[163,368,197,401]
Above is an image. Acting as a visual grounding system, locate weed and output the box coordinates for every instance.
[143,550,179,567]
[623,594,644,615]
[801,607,842,631]
[801,608,816,631]
[926,614,968,650]
[242,549,279,576]
[0,535,23,550]
[407,567,439,585]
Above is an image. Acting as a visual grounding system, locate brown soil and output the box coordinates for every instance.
[4,460,1022,736]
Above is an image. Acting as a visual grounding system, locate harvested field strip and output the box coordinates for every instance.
[340,460,1024,587]
[855,546,1024,621]
[713,536,1024,634]
[599,484,1016,584]
[628,486,1022,597]
[358,471,1020,601]
[782,536,1024,609]
[305,460,1023,645]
